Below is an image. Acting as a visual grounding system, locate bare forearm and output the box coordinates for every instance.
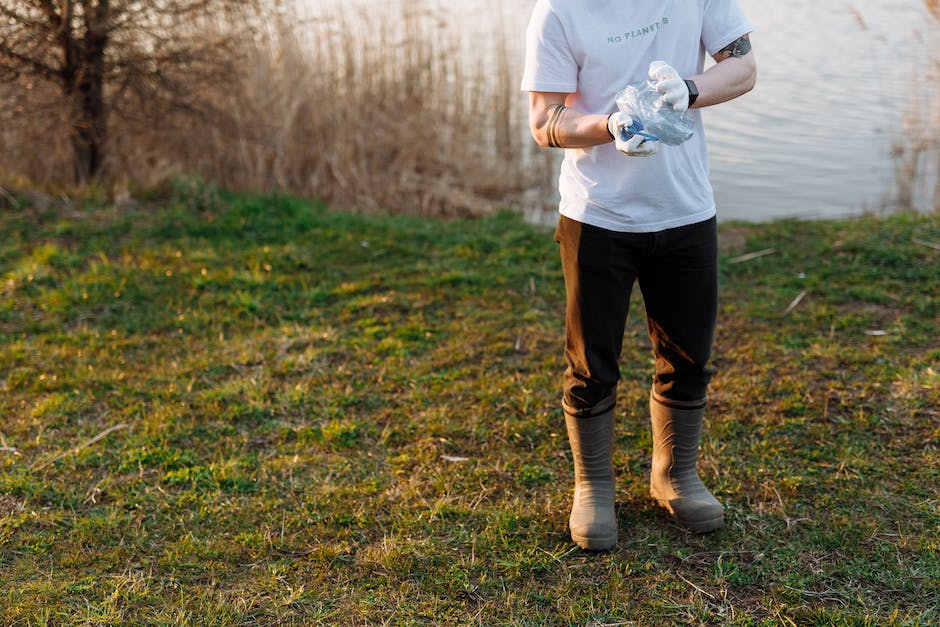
[687,56,756,108]
[530,103,611,149]
[687,36,757,109]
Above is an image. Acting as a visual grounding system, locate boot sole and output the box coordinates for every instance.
[571,532,617,551]
[672,513,724,533]
[655,498,724,533]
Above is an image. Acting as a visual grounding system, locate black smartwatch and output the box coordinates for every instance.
[684,79,699,107]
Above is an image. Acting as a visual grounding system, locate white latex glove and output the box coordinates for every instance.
[649,60,689,113]
[607,111,659,157]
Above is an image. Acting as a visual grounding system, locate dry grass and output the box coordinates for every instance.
[211,5,548,216]
[0,2,551,217]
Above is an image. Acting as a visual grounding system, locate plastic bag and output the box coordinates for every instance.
[615,81,694,146]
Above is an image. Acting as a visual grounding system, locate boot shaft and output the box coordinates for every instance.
[650,391,707,473]
[564,401,617,550]
[565,411,615,484]
[648,390,724,532]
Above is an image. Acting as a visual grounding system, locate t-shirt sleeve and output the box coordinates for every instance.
[701,0,754,56]
[520,0,578,93]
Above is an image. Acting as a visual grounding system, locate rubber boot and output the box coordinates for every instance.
[564,397,617,550]
[649,390,724,532]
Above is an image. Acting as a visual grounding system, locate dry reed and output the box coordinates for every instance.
[0,1,550,217]
[891,1,940,211]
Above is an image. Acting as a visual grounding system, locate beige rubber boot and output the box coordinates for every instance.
[564,398,617,550]
[649,390,724,532]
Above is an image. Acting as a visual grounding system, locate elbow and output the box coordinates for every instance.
[533,135,551,149]
[722,54,757,97]
[743,67,757,93]
[740,57,758,93]
[529,124,551,149]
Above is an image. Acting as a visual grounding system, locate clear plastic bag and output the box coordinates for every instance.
[615,81,695,146]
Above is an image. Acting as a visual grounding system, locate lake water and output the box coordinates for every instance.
[705,0,938,221]
[301,0,938,222]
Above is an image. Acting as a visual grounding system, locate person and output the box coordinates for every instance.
[521,1,757,550]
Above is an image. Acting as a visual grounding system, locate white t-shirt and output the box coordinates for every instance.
[521,0,752,232]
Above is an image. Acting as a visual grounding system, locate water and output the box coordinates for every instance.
[300,0,938,222]
[706,0,938,221]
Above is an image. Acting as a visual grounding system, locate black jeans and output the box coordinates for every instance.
[554,215,718,416]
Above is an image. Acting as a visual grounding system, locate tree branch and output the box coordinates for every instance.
[0,41,59,81]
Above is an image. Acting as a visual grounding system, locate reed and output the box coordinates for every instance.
[0,1,549,217]
[890,1,939,212]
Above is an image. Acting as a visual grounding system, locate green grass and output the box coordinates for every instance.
[1,183,938,625]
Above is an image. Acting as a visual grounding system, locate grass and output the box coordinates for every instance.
[1,184,939,625]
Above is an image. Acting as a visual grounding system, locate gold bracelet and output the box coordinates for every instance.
[546,104,567,148]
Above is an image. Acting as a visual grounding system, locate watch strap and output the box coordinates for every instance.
[684,79,699,107]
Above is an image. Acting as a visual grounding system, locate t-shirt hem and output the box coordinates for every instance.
[559,206,717,233]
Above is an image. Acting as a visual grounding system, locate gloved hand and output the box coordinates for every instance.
[649,60,689,113]
[607,111,659,157]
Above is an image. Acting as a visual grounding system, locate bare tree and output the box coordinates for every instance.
[0,1,261,183]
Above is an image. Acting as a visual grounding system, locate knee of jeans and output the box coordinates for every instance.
[563,386,617,418]
[652,369,712,403]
